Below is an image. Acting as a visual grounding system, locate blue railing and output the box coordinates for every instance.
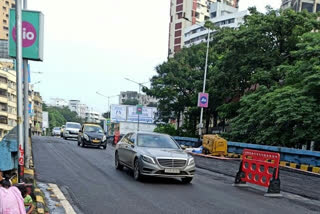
[172,136,320,166]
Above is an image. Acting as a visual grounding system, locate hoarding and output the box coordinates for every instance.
[42,111,48,128]
[198,92,209,108]
[127,106,157,123]
[119,122,156,135]
[110,105,127,122]
[9,9,44,61]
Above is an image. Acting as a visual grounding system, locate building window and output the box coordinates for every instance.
[0,116,7,124]
[195,12,200,19]
[11,4,15,8]
[301,2,313,12]
[5,1,9,5]
[3,19,7,24]
[5,14,8,18]
[177,12,183,19]
[211,11,217,18]
[176,4,183,12]
[174,37,181,45]
[317,4,320,12]
[3,26,8,31]
[174,30,181,37]
[205,16,209,20]
[174,45,181,52]
[3,6,6,11]
[176,0,183,4]
[175,22,182,30]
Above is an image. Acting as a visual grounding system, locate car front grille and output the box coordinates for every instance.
[157,159,187,168]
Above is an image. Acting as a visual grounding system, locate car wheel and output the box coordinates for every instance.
[133,159,143,181]
[115,153,123,170]
[103,145,107,150]
[181,177,193,184]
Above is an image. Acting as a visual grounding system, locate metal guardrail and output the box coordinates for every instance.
[171,136,320,167]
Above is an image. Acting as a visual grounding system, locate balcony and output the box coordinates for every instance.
[33,96,42,103]
[0,82,8,90]
[0,96,8,103]
[0,123,11,131]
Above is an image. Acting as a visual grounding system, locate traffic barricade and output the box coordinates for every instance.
[234,149,281,197]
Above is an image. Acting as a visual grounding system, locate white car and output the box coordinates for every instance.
[63,122,81,140]
[51,127,61,136]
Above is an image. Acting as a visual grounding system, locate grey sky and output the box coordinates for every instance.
[28,0,281,113]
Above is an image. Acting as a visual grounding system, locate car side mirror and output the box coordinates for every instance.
[131,144,135,148]
[79,130,82,133]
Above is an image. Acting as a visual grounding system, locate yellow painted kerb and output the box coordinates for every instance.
[36,195,44,204]
[24,168,34,175]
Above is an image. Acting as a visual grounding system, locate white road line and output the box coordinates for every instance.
[48,183,77,214]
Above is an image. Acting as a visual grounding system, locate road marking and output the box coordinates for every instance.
[48,183,76,214]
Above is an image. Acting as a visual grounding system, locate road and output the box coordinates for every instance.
[32,136,320,214]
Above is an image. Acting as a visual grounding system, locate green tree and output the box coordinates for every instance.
[154,124,177,136]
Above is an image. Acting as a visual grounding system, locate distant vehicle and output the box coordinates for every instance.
[78,123,107,149]
[51,127,61,136]
[115,131,195,183]
[63,122,81,140]
[60,125,65,137]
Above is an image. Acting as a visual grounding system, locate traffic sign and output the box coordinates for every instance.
[198,93,209,108]
[136,105,143,115]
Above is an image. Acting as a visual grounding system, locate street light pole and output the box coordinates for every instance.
[96,92,119,116]
[183,17,211,137]
[23,0,30,169]
[199,29,210,136]
[124,78,149,132]
[16,0,24,183]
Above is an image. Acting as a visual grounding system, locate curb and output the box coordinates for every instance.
[280,161,320,174]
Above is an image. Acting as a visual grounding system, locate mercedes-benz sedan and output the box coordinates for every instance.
[115,131,195,183]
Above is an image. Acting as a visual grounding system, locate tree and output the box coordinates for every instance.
[228,32,320,147]
[154,124,177,136]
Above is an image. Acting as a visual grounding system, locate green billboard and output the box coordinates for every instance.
[9,9,44,61]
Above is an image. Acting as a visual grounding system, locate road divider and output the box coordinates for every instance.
[234,149,282,197]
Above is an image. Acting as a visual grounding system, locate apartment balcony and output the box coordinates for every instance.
[33,96,42,103]
[0,96,8,104]
[0,123,11,131]
[0,110,8,117]
[0,82,8,90]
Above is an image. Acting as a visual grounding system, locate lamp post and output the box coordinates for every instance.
[183,17,211,136]
[124,78,149,131]
[96,92,119,115]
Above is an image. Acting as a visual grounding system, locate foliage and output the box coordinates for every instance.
[154,124,177,136]
[45,106,83,131]
[146,8,320,147]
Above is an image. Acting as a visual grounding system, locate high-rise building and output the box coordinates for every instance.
[0,59,16,140]
[0,0,16,40]
[168,0,238,57]
[281,0,320,12]
[32,91,43,136]
[184,2,247,47]
[49,98,69,108]
[119,91,158,107]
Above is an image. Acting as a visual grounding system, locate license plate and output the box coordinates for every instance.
[164,168,180,174]
[92,140,100,143]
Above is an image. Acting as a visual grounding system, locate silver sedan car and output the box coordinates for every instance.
[115,131,195,183]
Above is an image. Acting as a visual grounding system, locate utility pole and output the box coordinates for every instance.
[16,0,24,183]
[23,0,30,169]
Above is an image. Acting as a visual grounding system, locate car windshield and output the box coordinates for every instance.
[53,127,60,130]
[84,125,103,133]
[137,134,179,149]
[66,123,81,129]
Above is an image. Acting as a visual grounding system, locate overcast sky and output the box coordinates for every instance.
[28,0,281,113]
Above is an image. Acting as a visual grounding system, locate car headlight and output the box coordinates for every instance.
[102,135,106,142]
[142,155,155,164]
[84,134,89,141]
[188,157,195,165]
[65,130,69,134]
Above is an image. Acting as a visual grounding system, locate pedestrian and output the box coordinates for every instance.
[0,177,26,214]
[19,185,34,214]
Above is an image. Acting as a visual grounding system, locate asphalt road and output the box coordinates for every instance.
[32,136,320,214]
